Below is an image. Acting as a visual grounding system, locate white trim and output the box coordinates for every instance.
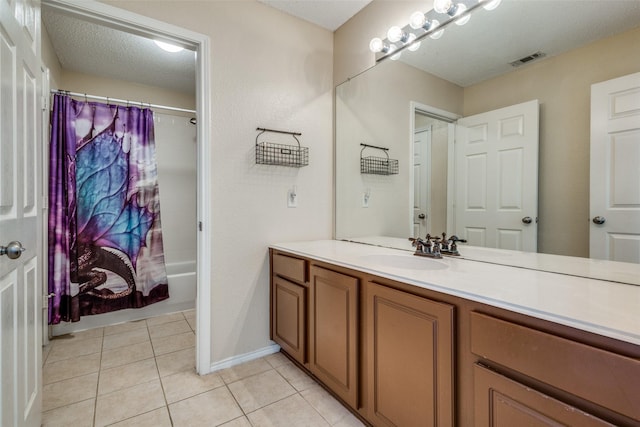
[209,344,281,372]
[43,0,213,375]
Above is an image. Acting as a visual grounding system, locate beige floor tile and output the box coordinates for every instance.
[276,362,317,391]
[42,344,52,364]
[44,352,101,384]
[161,370,224,404]
[98,358,159,395]
[155,346,196,377]
[46,337,102,363]
[219,358,272,383]
[41,398,95,427]
[248,394,330,427]
[300,384,352,425]
[219,416,253,427]
[52,327,104,342]
[148,319,191,339]
[94,379,165,427]
[151,330,195,356]
[333,413,366,427]
[107,407,172,427]
[168,386,243,427]
[228,369,297,413]
[104,319,147,336]
[100,340,154,370]
[264,352,290,369]
[146,312,185,327]
[186,316,196,331]
[102,327,150,351]
[42,372,99,412]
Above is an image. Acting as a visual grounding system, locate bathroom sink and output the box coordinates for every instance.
[358,254,448,270]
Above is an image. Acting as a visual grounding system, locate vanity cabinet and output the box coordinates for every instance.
[470,312,640,425]
[271,252,307,365]
[473,364,612,426]
[270,248,640,426]
[366,282,454,427]
[308,265,360,409]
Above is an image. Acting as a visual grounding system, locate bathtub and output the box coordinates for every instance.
[50,260,197,336]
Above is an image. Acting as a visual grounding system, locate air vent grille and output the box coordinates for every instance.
[509,51,546,67]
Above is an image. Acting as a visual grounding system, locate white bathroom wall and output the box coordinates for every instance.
[103,0,334,365]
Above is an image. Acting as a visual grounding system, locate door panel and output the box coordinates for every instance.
[413,128,430,236]
[0,0,42,425]
[309,265,358,409]
[590,73,640,262]
[455,100,539,251]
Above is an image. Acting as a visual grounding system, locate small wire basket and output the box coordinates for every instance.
[360,144,399,175]
[256,128,309,167]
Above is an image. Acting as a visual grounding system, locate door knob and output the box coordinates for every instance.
[0,241,26,259]
[418,213,426,219]
[521,216,533,224]
[592,216,606,225]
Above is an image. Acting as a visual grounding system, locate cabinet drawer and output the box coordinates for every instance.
[470,312,640,421]
[273,253,306,284]
[474,364,612,426]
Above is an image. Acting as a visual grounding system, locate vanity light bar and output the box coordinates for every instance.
[371,0,497,62]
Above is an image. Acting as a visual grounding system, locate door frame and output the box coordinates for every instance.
[409,101,459,237]
[413,125,432,235]
[42,0,213,374]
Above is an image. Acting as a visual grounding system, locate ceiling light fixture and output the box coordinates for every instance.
[154,40,184,53]
[369,0,501,61]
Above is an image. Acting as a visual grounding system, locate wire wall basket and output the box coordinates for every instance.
[360,143,399,175]
[256,127,308,167]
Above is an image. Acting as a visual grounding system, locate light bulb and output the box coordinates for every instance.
[482,0,502,10]
[429,19,444,39]
[407,33,421,51]
[387,26,405,43]
[369,37,384,53]
[454,3,471,25]
[154,40,184,53]
[433,0,453,14]
[409,11,426,30]
[387,43,401,60]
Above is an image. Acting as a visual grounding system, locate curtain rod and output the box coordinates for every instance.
[51,89,196,114]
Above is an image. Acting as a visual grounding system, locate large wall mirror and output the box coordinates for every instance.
[336,0,640,274]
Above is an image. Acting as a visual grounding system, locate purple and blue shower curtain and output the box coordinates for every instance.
[48,94,169,324]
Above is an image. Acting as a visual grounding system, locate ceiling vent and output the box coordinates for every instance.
[509,51,546,67]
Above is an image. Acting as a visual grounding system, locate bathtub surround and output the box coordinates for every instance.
[48,93,169,323]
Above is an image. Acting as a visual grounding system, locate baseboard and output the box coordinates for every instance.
[209,343,281,372]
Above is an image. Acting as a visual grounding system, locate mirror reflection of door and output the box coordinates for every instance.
[413,126,431,237]
[455,100,540,252]
[590,72,640,263]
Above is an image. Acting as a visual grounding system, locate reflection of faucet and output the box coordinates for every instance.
[409,232,465,258]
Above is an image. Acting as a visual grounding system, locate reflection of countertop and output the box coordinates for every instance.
[271,240,640,346]
[343,236,640,286]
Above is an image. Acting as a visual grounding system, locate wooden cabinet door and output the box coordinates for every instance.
[309,265,359,409]
[272,276,306,364]
[366,282,454,427]
[474,365,613,426]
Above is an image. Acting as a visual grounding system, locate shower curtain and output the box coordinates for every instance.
[48,94,169,324]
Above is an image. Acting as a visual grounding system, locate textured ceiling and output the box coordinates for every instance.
[42,7,196,95]
[257,0,373,31]
[42,1,640,94]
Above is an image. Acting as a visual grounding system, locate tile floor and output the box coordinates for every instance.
[42,310,365,427]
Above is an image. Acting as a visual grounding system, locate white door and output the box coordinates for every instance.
[590,72,640,263]
[413,127,431,237]
[0,0,43,426]
[455,100,539,251]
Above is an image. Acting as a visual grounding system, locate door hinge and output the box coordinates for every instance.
[43,293,54,308]
[41,95,48,111]
[198,221,203,231]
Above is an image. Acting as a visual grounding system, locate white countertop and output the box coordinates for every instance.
[343,236,640,286]
[271,240,640,346]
